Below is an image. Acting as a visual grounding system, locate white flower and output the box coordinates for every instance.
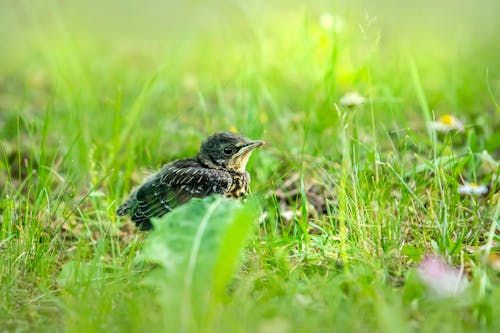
[417,256,468,297]
[339,92,366,107]
[457,183,489,196]
[428,114,464,133]
[318,12,345,33]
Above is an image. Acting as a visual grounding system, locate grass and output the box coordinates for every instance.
[1,0,500,332]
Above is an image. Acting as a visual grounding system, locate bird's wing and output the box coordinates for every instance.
[132,164,232,222]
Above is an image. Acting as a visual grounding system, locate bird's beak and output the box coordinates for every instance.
[235,140,264,157]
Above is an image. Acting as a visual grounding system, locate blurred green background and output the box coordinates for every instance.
[2,0,499,182]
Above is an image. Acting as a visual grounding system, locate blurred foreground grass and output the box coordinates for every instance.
[1,0,500,332]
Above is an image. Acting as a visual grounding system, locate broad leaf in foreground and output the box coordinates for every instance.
[135,196,258,332]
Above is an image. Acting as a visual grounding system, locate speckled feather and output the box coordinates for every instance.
[117,132,262,230]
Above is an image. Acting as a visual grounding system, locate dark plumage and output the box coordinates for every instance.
[117,131,264,230]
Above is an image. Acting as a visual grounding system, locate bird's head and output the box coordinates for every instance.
[198,131,264,172]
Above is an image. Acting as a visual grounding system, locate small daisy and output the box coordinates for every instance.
[318,12,345,33]
[428,114,464,133]
[457,183,489,196]
[339,91,366,107]
[417,256,468,297]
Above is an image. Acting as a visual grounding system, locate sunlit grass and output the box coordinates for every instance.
[1,0,500,332]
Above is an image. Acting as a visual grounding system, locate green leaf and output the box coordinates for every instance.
[136,196,258,332]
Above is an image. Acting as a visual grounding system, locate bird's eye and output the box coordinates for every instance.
[223,147,234,155]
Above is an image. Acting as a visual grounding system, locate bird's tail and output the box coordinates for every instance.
[116,191,137,216]
[117,191,154,230]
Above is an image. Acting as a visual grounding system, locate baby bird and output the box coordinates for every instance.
[117,131,264,230]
